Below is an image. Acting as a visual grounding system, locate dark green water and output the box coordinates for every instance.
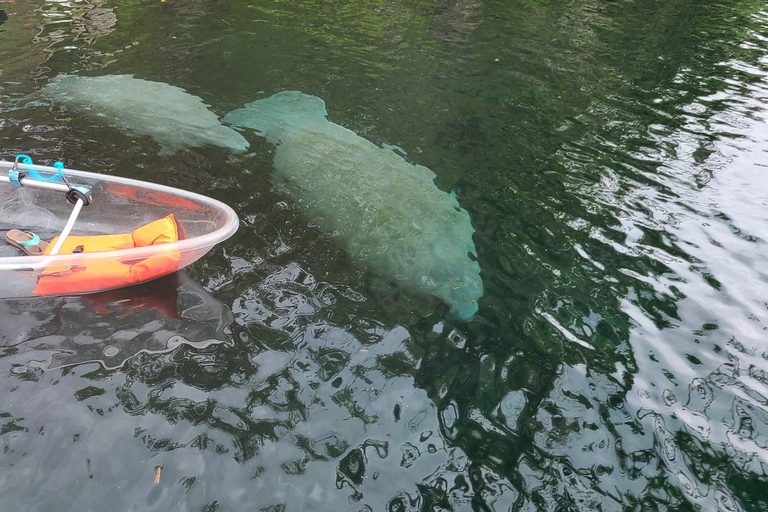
[2,0,768,510]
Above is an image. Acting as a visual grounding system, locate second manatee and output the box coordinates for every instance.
[224,91,483,321]
[37,74,249,155]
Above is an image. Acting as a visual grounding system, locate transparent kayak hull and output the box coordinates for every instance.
[0,160,238,298]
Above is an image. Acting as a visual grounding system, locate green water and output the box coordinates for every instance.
[2,0,768,510]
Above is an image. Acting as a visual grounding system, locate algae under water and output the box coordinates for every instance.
[1,0,768,510]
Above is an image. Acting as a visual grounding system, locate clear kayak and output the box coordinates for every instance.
[0,157,238,298]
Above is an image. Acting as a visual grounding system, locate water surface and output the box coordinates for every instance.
[1,0,768,510]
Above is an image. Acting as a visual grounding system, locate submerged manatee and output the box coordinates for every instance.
[224,91,483,321]
[37,74,249,155]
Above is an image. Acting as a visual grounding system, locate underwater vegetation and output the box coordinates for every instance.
[224,91,482,321]
[36,74,249,156]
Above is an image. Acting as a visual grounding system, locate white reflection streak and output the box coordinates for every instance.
[535,307,596,349]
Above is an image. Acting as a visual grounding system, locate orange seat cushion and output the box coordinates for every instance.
[41,233,135,255]
[34,214,182,295]
[132,214,179,247]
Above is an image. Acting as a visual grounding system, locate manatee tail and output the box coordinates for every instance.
[223,91,328,144]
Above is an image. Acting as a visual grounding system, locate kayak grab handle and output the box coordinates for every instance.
[12,154,67,185]
[5,156,93,256]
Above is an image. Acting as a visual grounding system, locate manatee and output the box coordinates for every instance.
[224,91,483,321]
[37,74,249,155]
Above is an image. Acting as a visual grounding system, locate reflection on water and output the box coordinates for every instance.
[0,263,479,510]
[556,10,768,509]
[2,0,768,510]
[3,0,119,76]
[0,272,233,370]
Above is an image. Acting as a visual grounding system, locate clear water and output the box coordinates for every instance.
[1,0,768,510]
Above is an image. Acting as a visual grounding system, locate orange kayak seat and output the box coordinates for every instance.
[34,214,183,295]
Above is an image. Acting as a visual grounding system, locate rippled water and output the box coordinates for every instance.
[2,0,768,510]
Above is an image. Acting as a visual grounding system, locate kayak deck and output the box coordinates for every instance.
[0,159,238,298]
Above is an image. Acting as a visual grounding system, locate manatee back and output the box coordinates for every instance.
[225,90,484,321]
[39,74,249,155]
[224,91,328,144]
